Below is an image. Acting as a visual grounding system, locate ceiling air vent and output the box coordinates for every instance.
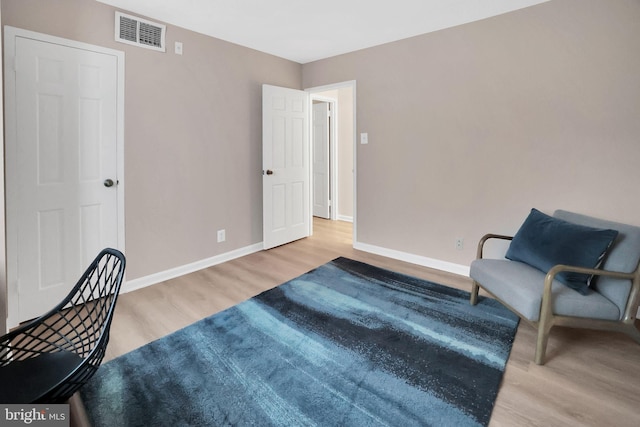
[115,11,166,52]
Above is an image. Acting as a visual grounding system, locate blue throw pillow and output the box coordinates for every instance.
[505,209,618,295]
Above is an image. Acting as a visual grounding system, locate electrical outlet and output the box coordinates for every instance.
[455,238,464,251]
[217,229,226,243]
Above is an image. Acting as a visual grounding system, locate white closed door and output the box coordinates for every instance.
[262,84,310,249]
[312,102,330,219]
[7,33,121,323]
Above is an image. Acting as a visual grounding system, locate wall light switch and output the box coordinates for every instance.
[360,133,368,144]
[175,41,183,55]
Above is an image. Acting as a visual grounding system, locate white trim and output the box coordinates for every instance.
[122,243,264,294]
[337,215,353,223]
[354,241,471,277]
[309,95,338,220]
[115,47,126,252]
[4,27,126,328]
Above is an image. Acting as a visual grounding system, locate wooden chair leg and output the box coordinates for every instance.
[625,322,640,344]
[470,281,479,305]
[535,326,550,365]
[535,311,555,365]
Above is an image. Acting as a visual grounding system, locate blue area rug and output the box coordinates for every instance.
[81,257,519,426]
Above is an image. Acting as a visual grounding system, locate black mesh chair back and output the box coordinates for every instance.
[0,248,126,403]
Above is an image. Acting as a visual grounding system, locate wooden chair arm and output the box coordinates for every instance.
[477,234,513,259]
[540,264,637,324]
[534,263,640,364]
[545,264,636,286]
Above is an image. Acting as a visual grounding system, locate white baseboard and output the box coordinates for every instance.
[122,242,264,294]
[352,243,640,317]
[337,215,353,223]
[354,241,470,277]
[121,239,640,318]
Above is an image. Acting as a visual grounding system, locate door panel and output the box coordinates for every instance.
[9,35,120,322]
[263,85,310,249]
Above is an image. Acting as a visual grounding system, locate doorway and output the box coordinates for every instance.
[308,82,356,242]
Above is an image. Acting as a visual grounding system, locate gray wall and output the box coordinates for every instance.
[303,0,640,266]
[3,0,640,288]
[1,0,302,280]
[335,86,354,221]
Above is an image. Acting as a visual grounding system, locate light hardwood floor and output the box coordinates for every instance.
[93,218,640,426]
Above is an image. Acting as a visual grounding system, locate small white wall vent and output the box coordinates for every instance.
[115,11,166,52]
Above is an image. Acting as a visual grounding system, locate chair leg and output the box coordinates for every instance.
[470,281,479,306]
[534,327,549,365]
[535,315,554,365]
[625,322,640,344]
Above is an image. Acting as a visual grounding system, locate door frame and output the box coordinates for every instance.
[306,81,357,245]
[310,96,337,220]
[3,26,125,328]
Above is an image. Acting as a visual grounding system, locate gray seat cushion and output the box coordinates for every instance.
[554,210,640,316]
[470,259,620,322]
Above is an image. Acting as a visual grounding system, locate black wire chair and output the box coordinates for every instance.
[0,248,126,403]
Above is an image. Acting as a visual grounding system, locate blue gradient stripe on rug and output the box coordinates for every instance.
[81,257,519,427]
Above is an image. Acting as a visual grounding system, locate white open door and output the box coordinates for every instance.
[312,102,330,219]
[5,28,124,325]
[262,84,310,249]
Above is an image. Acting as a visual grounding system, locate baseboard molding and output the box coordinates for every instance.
[354,241,470,277]
[122,242,264,294]
[121,239,639,317]
[337,215,353,223]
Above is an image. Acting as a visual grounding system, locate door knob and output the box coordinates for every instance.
[265,170,274,175]
[104,179,115,187]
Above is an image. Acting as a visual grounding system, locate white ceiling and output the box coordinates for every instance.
[97,0,549,64]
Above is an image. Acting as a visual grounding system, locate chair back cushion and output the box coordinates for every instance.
[554,210,640,315]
